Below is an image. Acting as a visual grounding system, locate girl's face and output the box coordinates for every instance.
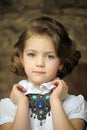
[21,34,62,88]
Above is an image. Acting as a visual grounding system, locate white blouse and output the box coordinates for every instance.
[0,80,87,130]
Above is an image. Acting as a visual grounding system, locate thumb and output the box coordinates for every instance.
[17,85,27,93]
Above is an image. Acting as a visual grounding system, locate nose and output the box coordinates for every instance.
[36,56,45,67]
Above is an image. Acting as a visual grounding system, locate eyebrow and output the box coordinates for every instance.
[25,49,37,52]
[25,49,56,54]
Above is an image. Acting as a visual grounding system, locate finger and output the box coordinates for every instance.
[17,85,27,93]
[51,86,57,93]
[52,79,60,87]
[60,80,68,93]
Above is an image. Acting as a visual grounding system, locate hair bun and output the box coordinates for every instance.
[58,50,81,78]
[72,50,81,66]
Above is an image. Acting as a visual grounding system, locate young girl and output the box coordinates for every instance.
[0,16,87,130]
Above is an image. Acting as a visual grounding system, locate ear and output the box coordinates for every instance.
[59,63,64,71]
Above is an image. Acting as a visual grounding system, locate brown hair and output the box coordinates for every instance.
[9,15,81,78]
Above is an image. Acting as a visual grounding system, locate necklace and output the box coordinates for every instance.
[26,93,51,125]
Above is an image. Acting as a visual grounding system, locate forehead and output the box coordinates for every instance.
[24,34,56,51]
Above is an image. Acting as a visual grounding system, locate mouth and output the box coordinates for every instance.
[33,71,46,74]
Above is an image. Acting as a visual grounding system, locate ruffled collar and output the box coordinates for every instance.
[18,80,55,95]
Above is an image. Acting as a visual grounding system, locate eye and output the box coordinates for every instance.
[47,55,55,59]
[27,52,36,57]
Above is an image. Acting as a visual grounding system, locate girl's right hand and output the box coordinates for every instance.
[10,84,28,105]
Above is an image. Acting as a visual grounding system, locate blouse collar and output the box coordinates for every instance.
[19,80,55,95]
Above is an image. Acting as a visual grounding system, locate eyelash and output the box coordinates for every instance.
[47,55,55,59]
[27,53,35,57]
[27,53,55,59]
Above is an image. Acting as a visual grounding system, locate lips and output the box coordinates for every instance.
[33,71,46,74]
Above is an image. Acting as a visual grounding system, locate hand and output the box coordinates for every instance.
[10,84,28,105]
[50,79,68,101]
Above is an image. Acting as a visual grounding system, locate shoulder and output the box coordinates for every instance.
[63,94,87,109]
[64,94,86,105]
[0,98,14,106]
[0,98,17,114]
[0,98,17,125]
[63,94,87,121]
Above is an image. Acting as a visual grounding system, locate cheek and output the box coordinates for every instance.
[51,66,58,75]
[23,61,30,71]
[47,62,59,74]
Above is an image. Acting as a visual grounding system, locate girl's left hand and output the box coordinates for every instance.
[50,79,68,101]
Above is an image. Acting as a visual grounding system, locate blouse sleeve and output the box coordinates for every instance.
[0,98,17,125]
[64,95,87,122]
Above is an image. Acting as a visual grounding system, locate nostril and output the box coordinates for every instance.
[36,63,45,67]
[36,61,45,67]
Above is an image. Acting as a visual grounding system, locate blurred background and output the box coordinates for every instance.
[0,0,87,100]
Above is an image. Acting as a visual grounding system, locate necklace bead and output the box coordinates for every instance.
[37,100,44,108]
